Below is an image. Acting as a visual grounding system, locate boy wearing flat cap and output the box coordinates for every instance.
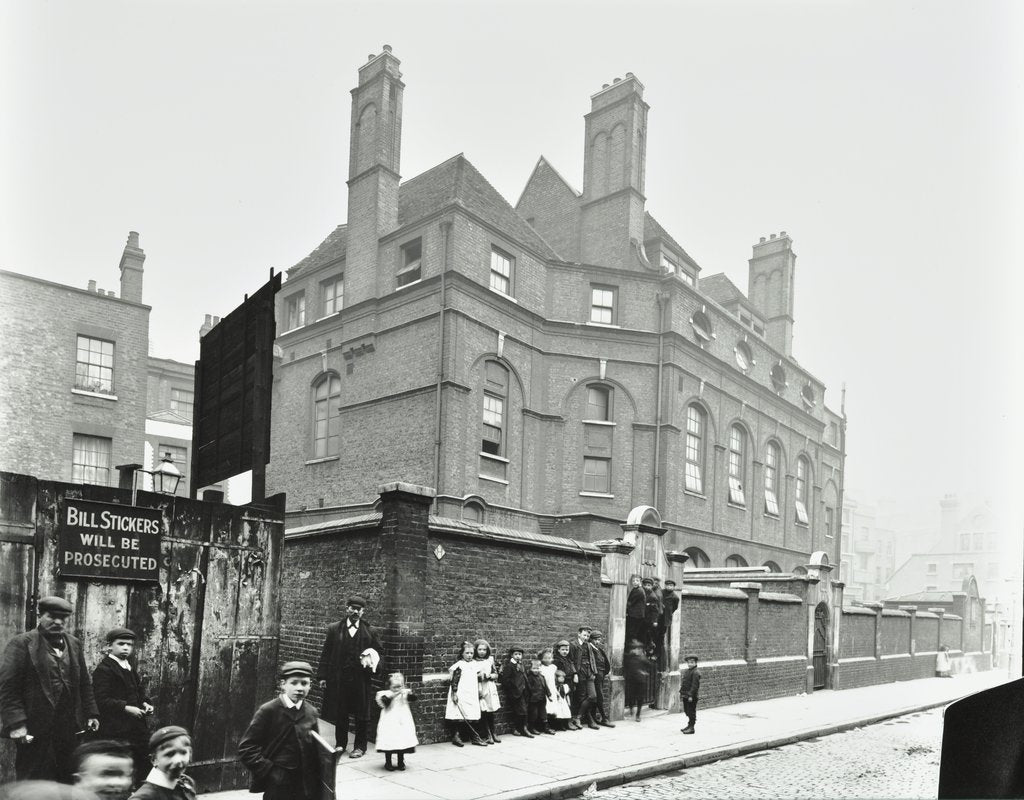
[679,655,701,735]
[128,726,195,799]
[92,628,153,785]
[316,596,383,759]
[239,662,322,800]
[0,596,99,783]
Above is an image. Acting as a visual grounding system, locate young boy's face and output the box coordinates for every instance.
[152,735,191,781]
[529,661,541,674]
[557,645,569,657]
[510,651,522,664]
[281,676,311,704]
[76,752,134,799]
[685,659,697,669]
[541,652,553,665]
[578,629,591,643]
[109,638,134,660]
[631,576,641,588]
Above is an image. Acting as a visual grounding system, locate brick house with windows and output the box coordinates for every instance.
[270,47,845,572]
[268,48,849,722]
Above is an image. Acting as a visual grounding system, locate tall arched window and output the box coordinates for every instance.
[684,404,706,494]
[764,441,781,516]
[725,554,748,568]
[795,455,810,525]
[727,424,746,506]
[683,547,710,569]
[312,373,341,458]
[482,361,508,456]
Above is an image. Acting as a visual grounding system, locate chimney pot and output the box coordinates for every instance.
[204,314,212,325]
[625,72,634,78]
[781,230,787,237]
[770,233,777,239]
[382,44,392,53]
[88,280,96,292]
[127,231,139,248]
[602,84,609,89]
[759,237,766,244]
[368,54,375,60]
[613,77,621,83]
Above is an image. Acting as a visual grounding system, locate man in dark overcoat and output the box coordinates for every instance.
[316,596,382,759]
[0,596,99,782]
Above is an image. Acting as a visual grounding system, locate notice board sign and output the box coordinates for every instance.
[58,499,162,582]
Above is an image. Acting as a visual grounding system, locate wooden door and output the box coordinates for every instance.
[813,602,828,690]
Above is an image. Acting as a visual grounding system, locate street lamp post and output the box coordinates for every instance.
[117,454,183,505]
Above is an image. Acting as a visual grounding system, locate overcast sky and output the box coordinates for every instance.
[2,1,1021,536]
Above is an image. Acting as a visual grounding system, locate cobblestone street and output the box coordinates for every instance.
[597,708,945,800]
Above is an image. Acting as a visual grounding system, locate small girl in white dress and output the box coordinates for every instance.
[474,638,501,744]
[538,648,568,731]
[375,672,418,771]
[446,641,486,746]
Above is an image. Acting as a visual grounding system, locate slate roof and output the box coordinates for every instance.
[290,154,560,278]
[698,272,746,306]
[644,212,699,268]
[884,591,956,604]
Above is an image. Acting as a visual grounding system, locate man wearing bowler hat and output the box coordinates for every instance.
[316,596,383,759]
[0,596,99,782]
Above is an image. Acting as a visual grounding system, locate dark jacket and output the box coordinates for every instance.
[499,660,528,715]
[128,774,197,799]
[626,586,646,619]
[592,643,611,678]
[525,671,548,704]
[92,656,151,742]
[0,628,98,737]
[645,588,664,626]
[238,696,322,797]
[679,667,701,700]
[553,652,576,684]
[623,651,650,688]
[661,591,680,629]
[316,619,383,724]
[569,640,597,680]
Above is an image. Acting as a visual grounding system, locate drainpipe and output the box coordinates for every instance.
[837,383,848,586]
[652,291,670,509]
[433,219,452,511]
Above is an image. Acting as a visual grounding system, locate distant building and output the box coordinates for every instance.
[839,493,897,604]
[145,356,196,497]
[0,233,151,486]
[267,48,846,570]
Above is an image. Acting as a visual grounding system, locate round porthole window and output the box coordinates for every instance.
[801,382,816,409]
[734,340,753,372]
[690,310,713,342]
[770,362,787,393]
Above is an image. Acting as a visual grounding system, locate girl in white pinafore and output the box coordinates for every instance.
[374,672,418,771]
[474,638,501,744]
[445,641,485,746]
[539,648,571,729]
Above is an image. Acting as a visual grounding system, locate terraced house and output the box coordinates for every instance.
[268,46,846,580]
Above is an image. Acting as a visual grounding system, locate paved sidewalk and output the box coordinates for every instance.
[201,669,1007,800]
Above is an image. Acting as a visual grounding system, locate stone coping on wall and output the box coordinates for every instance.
[678,585,748,600]
[759,591,803,604]
[843,606,878,616]
[428,515,603,559]
[283,512,383,539]
[881,608,911,617]
[916,611,940,619]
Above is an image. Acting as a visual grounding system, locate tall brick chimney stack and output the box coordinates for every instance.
[748,232,796,355]
[346,44,404,305]
[118,230,145,303]
[580,73,649,270]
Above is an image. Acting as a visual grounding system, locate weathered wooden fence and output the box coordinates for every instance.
[0,472,284,792]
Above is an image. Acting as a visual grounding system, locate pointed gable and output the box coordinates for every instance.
[515,156,581,262]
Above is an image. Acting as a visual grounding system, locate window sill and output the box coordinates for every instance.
[586,321,621,329]
[763,512,780,520]
[72,389,118,401]
[488,287,518,303]
[280,325,305,336]
[478,474,509,485]
[683,489,707,500]
[582,419,615,426]
[305,456,339,465]
[726,502,747,510]
[314,312,342,323]
[478,452,510,464]
[395,278,422,292]
[795,522,810,529]
[579,491,614,499]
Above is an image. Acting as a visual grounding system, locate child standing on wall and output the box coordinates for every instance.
[623,640,650,722]
[445,642,486,747]
[374,672,418,771]
[474,639,501,743]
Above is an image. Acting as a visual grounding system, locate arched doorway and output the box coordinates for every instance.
[813,602,829,690]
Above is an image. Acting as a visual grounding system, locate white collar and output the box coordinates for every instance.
[144,768,179,789]
[280,694,304,710]
[347,619,360,628]
[108,653,132,670]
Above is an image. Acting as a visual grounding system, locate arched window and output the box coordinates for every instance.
[763,561,782,573]
[795,456,810,525]
[683,547,710,569]
[728,425,746,506]
[482,361,508,456]
[684,404,706,494]
[725,554,748,568]
[585,385,611,421]
[312,373,341,458]
[793,565,808,576]
[462,501,484,524]
[764,441,781,516]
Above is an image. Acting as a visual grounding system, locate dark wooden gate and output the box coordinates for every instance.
[813,602,829,690]
[0,472,284,791]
